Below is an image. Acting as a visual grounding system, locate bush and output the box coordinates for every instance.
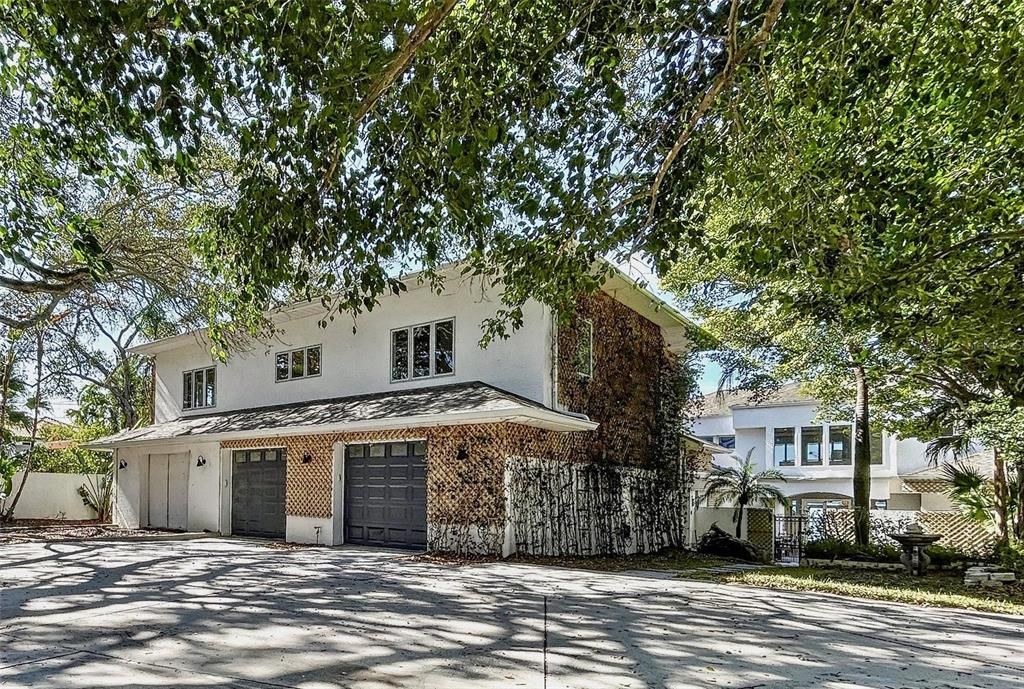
[805,538,983,568]
[804,538,901,563]
[996,542,1024,574]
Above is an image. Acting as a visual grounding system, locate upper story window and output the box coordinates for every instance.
[717,434,736,450]
[183,366,216,411]
[773,427,795,466]
[576,318,594,379]
[391,318,454,382]
[276,345,321,382]
[869,427,884,465]
[829,424,852,465]
[801,426,823,466]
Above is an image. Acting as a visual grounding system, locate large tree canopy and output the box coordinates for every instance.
[1,0,785,341]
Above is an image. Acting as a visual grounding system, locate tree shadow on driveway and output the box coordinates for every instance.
[1,538,1023,688]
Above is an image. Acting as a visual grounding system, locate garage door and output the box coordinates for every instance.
[148,453,189,530]
[232,448,286,538]
[345,441,427,549]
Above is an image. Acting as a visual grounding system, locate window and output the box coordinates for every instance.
[870,427,884,465]
[390,318,455,382]
[800,426,823,466]
[717,435,736,450]
[576,318,594,379]
[773,427,796,466]
[871,499,888,510]
[275,345,321,382]
[183,366,216,410]
[829,425,851,465]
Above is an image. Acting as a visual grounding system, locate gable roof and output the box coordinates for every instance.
[699,382,814,417]
[87,381,597,448]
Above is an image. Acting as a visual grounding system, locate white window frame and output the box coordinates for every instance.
[274,344,323,383]
[390,317,456,383]
[576,318,594,380]
[183,366,217,411]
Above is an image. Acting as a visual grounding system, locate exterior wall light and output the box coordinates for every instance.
[196,455,207,467]
[456,446,469,461]
[117,459,128,470]
[302,451,314,464]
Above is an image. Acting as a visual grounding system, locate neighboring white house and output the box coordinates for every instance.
[691,384,958,514]
[88,261,706,556]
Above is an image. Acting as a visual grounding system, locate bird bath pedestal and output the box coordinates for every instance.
[891,523,942,576]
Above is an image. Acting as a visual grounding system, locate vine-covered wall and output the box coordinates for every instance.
[555,291,684,468]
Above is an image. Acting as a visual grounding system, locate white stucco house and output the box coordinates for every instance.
[691,384,960,514]
[89,262,709,556]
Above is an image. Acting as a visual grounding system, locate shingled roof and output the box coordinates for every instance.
[88,381,596,448]
[699,382,814,417]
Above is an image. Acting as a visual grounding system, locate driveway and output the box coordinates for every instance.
[1,539,1022,688]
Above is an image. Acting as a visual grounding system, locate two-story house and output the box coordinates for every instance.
[691,384,954,514]
[91,262,703,556]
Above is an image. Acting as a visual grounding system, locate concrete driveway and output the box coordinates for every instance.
[1,539,1022,688]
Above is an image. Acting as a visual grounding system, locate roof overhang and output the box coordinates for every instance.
[86,406,597,451]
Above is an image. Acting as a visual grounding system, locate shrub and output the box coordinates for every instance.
[803,538,900,563]
[996,542,1024,574]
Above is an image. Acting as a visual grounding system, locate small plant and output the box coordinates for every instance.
[77,458,113,523]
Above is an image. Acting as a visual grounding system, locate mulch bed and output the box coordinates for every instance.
[0,521,157,544]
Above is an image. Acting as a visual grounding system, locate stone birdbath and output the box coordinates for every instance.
[890,523,942,576]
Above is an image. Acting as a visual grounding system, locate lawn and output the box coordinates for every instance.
[419,547,743,572]
[681,566,1024,616]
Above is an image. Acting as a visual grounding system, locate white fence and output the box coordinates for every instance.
[1,472,103,520]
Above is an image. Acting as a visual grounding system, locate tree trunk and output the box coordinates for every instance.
[2,332,44,522]
[852,363,871,546]
[735,503,745,538]
[992,447,1009,546]
[1014,460,1024,543]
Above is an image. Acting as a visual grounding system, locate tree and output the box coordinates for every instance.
[703,450,788,538]
[1,0,789,343]
[1,328,48,522]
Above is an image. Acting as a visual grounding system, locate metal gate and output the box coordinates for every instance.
[774,515,804,563]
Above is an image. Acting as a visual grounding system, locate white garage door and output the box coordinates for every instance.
[148,453,189,530]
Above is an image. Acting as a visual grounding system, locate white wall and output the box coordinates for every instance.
[153,276,550,422]
[3,472,103,520]
[114,443,222,532]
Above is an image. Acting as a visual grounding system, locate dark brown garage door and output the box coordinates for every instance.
[232,448,286,538]
[345,441,427,549]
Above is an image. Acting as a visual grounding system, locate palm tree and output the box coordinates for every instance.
[704,449,789,538]
[942,460,1021,540]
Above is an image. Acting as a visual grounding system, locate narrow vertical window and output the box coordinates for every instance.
[306,346,321,376]
[291,349,304,378]
[205,367,216,407]
[391,329,410,380]
[434,319,454,375]
[194,369,204,409]
[829,425,852,465]
[870,427,884,465]
[773,427,795,466]
[576,318,593,379]
[801,426,822,465]
[412,324,431,378]
[275,352,289,381]
[183,371,193,410]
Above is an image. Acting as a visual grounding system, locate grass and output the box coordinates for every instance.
[416,547,744,571]
[506,548,744,572]
[682,566,1024,616]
